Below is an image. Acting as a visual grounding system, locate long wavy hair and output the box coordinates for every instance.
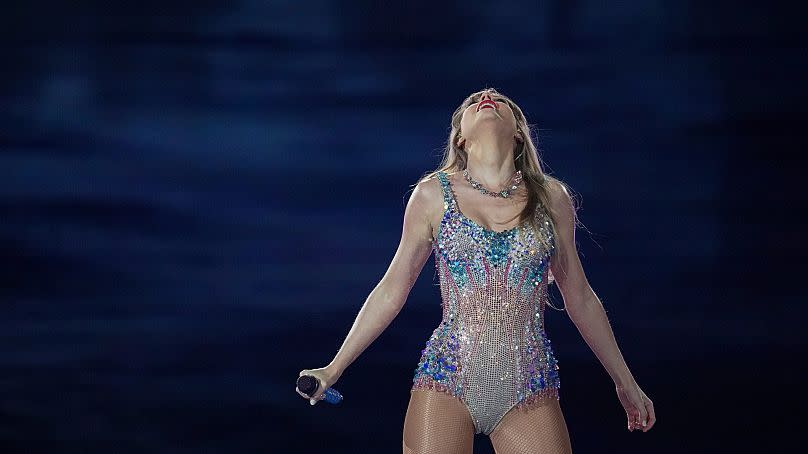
[414,88,581,250]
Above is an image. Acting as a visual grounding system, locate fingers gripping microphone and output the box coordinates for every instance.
[297,375,343,404]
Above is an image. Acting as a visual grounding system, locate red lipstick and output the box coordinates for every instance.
[477,99,497,112]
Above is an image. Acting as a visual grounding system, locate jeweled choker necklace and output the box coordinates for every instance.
[463,169,523,198]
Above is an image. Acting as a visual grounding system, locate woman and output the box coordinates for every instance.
[297,88,656,453]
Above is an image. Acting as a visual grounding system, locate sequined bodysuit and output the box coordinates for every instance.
[410,171,561,436]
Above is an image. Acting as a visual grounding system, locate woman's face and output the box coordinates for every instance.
[458,91,519,144]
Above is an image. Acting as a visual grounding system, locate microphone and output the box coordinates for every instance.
[296,375,343,405]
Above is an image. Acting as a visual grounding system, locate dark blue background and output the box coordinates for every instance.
[1,2,805,453]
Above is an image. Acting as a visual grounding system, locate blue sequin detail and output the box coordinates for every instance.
[411,170,561,436]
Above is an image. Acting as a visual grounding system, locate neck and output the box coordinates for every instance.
[465,132,517,189]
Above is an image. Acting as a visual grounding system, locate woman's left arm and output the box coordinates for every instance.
[547,180,656,432]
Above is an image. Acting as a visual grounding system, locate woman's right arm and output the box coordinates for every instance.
[298,178,438,400]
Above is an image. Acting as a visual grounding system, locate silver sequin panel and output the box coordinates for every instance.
[411,171,561,435]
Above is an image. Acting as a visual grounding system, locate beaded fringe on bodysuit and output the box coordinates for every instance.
[409,171,563,438]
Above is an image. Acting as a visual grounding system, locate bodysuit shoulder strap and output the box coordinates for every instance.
[436,171,457,210]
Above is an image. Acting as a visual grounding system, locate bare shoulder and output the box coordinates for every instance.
[409,173,443,217]
[543,176,577,226]
[405,173,445,241]
[543,176,573,211]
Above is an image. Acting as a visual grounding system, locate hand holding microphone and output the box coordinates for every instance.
[296,366,343,406]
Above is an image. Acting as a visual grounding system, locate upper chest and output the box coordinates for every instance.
[434,207,555,269]
[430,172,530,240]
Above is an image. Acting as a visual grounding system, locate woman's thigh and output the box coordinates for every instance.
[489,400,572,454]
[402,389,475,454]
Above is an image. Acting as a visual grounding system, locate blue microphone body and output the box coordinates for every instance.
[321,387,343,404]
[297,375,343,404]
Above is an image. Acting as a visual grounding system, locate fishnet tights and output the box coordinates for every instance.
[403,389,475,453]
[403,389,572,454]
[489,398,572,454]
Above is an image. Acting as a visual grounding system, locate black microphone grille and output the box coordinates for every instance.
[296,375,319,396]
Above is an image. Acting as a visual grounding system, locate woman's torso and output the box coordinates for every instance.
[412,170,561,416]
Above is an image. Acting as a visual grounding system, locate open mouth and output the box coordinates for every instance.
[477,100,497,112]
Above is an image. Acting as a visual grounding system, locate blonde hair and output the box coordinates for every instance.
[414,87,581,248]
